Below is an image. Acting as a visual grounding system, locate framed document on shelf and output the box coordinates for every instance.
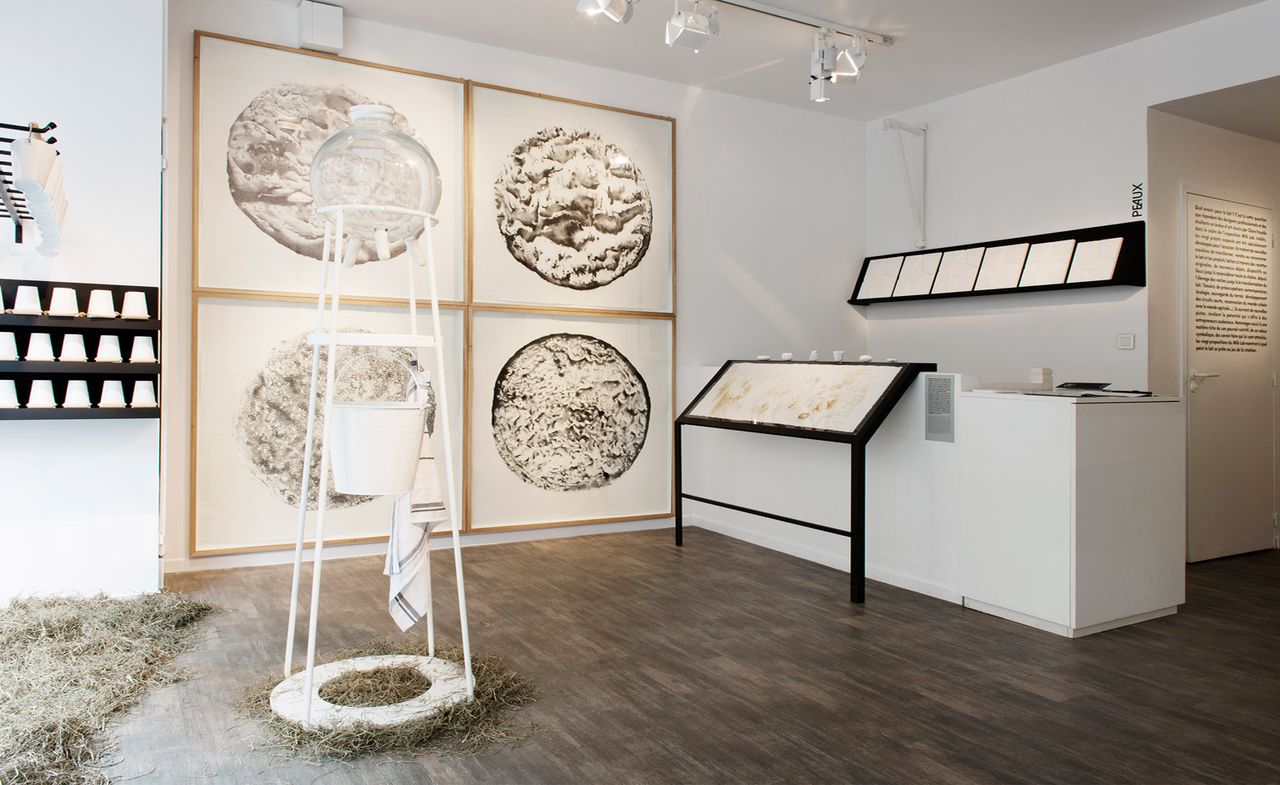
[855,256,902,300]
[1019,239,1077,287]
[933,247,984,294]
[974,243,1029,291]
[892,253,942,297]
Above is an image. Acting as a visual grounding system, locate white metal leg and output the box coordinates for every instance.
[421,223,474,699]
[301,214,346,723]
[284,224,332,678]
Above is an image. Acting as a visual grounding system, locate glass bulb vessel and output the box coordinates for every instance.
[310,105,442,253]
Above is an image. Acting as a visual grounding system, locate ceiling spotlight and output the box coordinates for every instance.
[666,0,719,51]
[578,0,636,24]
[832,34,866,82]
[809,29,835,103]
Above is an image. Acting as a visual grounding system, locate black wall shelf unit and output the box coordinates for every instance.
[674,360,934,603]
[0,278,160,419]
[849,220,1146,306]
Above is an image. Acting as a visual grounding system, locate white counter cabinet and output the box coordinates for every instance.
[957,392,1186,637]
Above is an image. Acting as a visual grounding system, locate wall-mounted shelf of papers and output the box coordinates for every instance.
[848,221,1145,306]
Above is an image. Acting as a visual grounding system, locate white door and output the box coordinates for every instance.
[1185,192,1276,561]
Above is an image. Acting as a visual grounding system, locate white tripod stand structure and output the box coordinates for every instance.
[272,204,474,729]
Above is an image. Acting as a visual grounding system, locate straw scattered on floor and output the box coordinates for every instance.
[240,639,537,760]
[0,592,214,785]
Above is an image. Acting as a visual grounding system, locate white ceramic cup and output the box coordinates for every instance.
[120,291,150,320]
[858,354,874,362]
[130,380,157,408]
[99,380,126,408]
[780,352,794,361]
[128,335,156,363]
[25,332,55,361]
[86,289,117,318]
[63,380,91,408]
[833,350,846,362]
[11,139,57,194]
[13,285,42,315]
[59,334,87,362]
[95,335,122,363]
[0,379,17,408]
[0,332,17,361]
[26,379,56,408]
[48,287,79,316]
[808,350,820,361]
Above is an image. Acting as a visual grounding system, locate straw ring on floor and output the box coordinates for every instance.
[271,654,467,729]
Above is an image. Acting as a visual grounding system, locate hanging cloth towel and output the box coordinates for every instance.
[384,364,448,631]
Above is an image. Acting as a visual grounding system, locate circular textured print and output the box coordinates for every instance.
[226,84,421,264]
[493,127,652,290]
[491,333,650,491]
[237,331,415,510]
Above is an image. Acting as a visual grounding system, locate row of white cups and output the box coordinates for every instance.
[7,137,68,257]
[0,332,155,363]
[5,284,151,319]
[0,378,157,410]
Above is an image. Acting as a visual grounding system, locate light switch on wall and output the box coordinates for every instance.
[1117,333,1136,350]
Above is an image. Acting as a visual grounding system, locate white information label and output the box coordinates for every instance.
[925,374,955,443]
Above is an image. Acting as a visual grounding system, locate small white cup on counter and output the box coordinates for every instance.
[12,285,42,315]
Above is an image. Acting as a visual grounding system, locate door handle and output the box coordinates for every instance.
[1189,370,1221,393]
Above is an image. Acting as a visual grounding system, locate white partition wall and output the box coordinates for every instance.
[0,0,165,601]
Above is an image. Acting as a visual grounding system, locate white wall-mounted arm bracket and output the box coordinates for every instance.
[881,117,927,248]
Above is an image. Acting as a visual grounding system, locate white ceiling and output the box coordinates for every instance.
[328,0,1267,119]
[1154,75,1280,144]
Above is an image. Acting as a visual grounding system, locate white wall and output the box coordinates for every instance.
[0,0,165,600]
[863,0,1280,393]
[162,0,867,569]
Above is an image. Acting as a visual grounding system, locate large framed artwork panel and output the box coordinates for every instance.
[470,85,674,313]
[194,33,465,302]
[469,309,673,530]
[192,295,465,555]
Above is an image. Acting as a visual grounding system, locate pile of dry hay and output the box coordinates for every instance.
[0,592,213,785]
[240,639,538,760]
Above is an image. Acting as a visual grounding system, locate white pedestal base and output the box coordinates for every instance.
[270,654,468,730]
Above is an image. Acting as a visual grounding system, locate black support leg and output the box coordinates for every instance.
[674,422,683,547]
[851,443,865,603]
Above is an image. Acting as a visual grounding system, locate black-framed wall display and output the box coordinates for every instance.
[848,220,1145,306]
[674,360,934,603]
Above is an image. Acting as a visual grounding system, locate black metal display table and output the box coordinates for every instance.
[674,360,934,603]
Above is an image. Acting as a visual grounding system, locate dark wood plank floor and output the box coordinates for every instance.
[110,529,1280,785]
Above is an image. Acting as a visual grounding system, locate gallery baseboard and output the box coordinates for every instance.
[163,517,673,574]
[685,514,962,604]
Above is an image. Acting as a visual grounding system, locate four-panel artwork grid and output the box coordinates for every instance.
[191,33,675,556]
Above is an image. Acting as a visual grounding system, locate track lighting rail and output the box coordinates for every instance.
[717,0,892,46]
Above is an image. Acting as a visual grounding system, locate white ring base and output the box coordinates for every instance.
[270,654,468,730]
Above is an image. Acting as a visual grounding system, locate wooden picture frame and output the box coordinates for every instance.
[189,32,677,556]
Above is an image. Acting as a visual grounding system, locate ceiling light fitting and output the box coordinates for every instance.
[577,0,637,24]
[810,28,867,102]
[665,0,719,52]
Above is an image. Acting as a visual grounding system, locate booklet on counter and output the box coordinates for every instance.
[1026,382,1154,398]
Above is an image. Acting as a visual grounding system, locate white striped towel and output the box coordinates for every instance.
[384,364,448,631]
